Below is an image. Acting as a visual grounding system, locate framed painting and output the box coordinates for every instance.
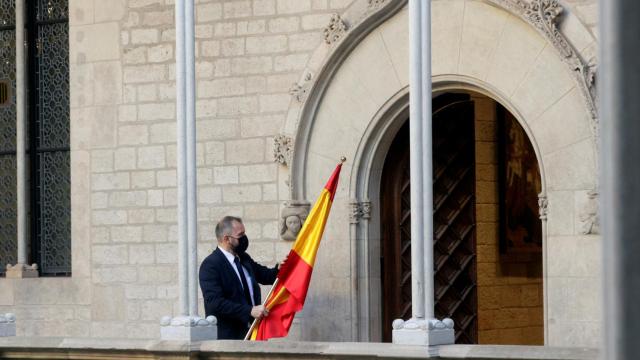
[497,107,543,262]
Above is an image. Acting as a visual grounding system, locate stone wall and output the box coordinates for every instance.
[0,0,356,340]
[0,0,602,346]
[563,0,598,36]
[472,94,544,345]
[89,0,355,340]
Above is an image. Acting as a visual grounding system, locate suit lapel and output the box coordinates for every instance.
[214,248,244,292]
[214,248,259,305]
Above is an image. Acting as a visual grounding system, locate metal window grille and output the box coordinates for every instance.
[0,0,70,276]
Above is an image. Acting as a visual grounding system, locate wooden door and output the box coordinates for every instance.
[432,97,478,344]
[380,94,477,343]
[380,122,411,343]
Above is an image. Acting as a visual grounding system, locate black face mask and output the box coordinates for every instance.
[233,235,249,255]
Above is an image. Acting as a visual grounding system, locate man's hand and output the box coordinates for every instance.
[251,305,268,319]
[279,255,288,269]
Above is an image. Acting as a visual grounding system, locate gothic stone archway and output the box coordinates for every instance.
[279,0,599,347]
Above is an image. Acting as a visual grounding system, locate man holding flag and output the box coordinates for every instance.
[199,159,343,341]
[199,216,279,340]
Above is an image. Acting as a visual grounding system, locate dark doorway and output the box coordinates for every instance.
[380,94,478,343]
[380,120,411,343]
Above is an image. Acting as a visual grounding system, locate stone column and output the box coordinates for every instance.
[601,0,640,358]
[185,0,199,318]
[392,0,453,346]
[175,0,188,318]
[408,0,425,323]
[160,0,215,341]
[420,0,435,321]
[6,0,37,279]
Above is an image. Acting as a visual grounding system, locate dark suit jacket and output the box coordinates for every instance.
[199,247,278,340]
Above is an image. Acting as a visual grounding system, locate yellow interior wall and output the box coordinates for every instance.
[472,94,544,345]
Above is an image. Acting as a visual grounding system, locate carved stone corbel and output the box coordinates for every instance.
[578,190,599,235]
[273,134,293,166]
[350,200,372,224]
[324,13,348,45]
[280,201,310,241]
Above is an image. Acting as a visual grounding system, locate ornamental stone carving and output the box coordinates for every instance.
[538,194,548,221]
[487,0,598,137]
[290,71,313,103]
[368,0,387,9]
[280,201,310,241]
[350,200,372,224]
[273,134,293,166]
[324,14,348,45]
[578,190,599,235]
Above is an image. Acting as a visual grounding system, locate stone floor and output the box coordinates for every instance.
[0,337,598,360]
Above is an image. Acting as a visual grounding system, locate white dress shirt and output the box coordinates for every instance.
[219,246,255,306]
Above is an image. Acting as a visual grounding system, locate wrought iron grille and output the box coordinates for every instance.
[28,0,70,275]
[0,0,70,276]
[0,0,16,276]
[0,157,17,275]
[36,0,66,22]
[0,0,15,26]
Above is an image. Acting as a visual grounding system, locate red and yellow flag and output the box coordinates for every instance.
[249,162,343,341]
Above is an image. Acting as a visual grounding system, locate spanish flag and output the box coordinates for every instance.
[248,162,343,340]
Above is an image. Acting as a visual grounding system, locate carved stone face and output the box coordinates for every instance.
[280,202,310,241]
[285,215,302,235]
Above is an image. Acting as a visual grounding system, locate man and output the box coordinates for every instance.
[199,216,279,340]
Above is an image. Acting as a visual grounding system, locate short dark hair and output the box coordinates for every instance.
[215,216,242,241]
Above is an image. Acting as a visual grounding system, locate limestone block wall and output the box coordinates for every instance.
[472,94,544,345]
[0,0,602,345]
[295,0,601,347]
[559,0,599,72]
[95,0,355,340]
[563,0,598,36]
[0,0,356,340]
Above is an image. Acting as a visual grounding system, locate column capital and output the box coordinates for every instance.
[349,200,371,224]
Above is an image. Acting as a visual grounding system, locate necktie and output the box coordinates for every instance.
[234,257,253,306]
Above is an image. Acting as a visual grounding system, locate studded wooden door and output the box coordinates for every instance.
[432,95,477,344]
[380,94,477,343]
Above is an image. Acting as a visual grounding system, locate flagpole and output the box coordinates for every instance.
[244,278,280,340]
